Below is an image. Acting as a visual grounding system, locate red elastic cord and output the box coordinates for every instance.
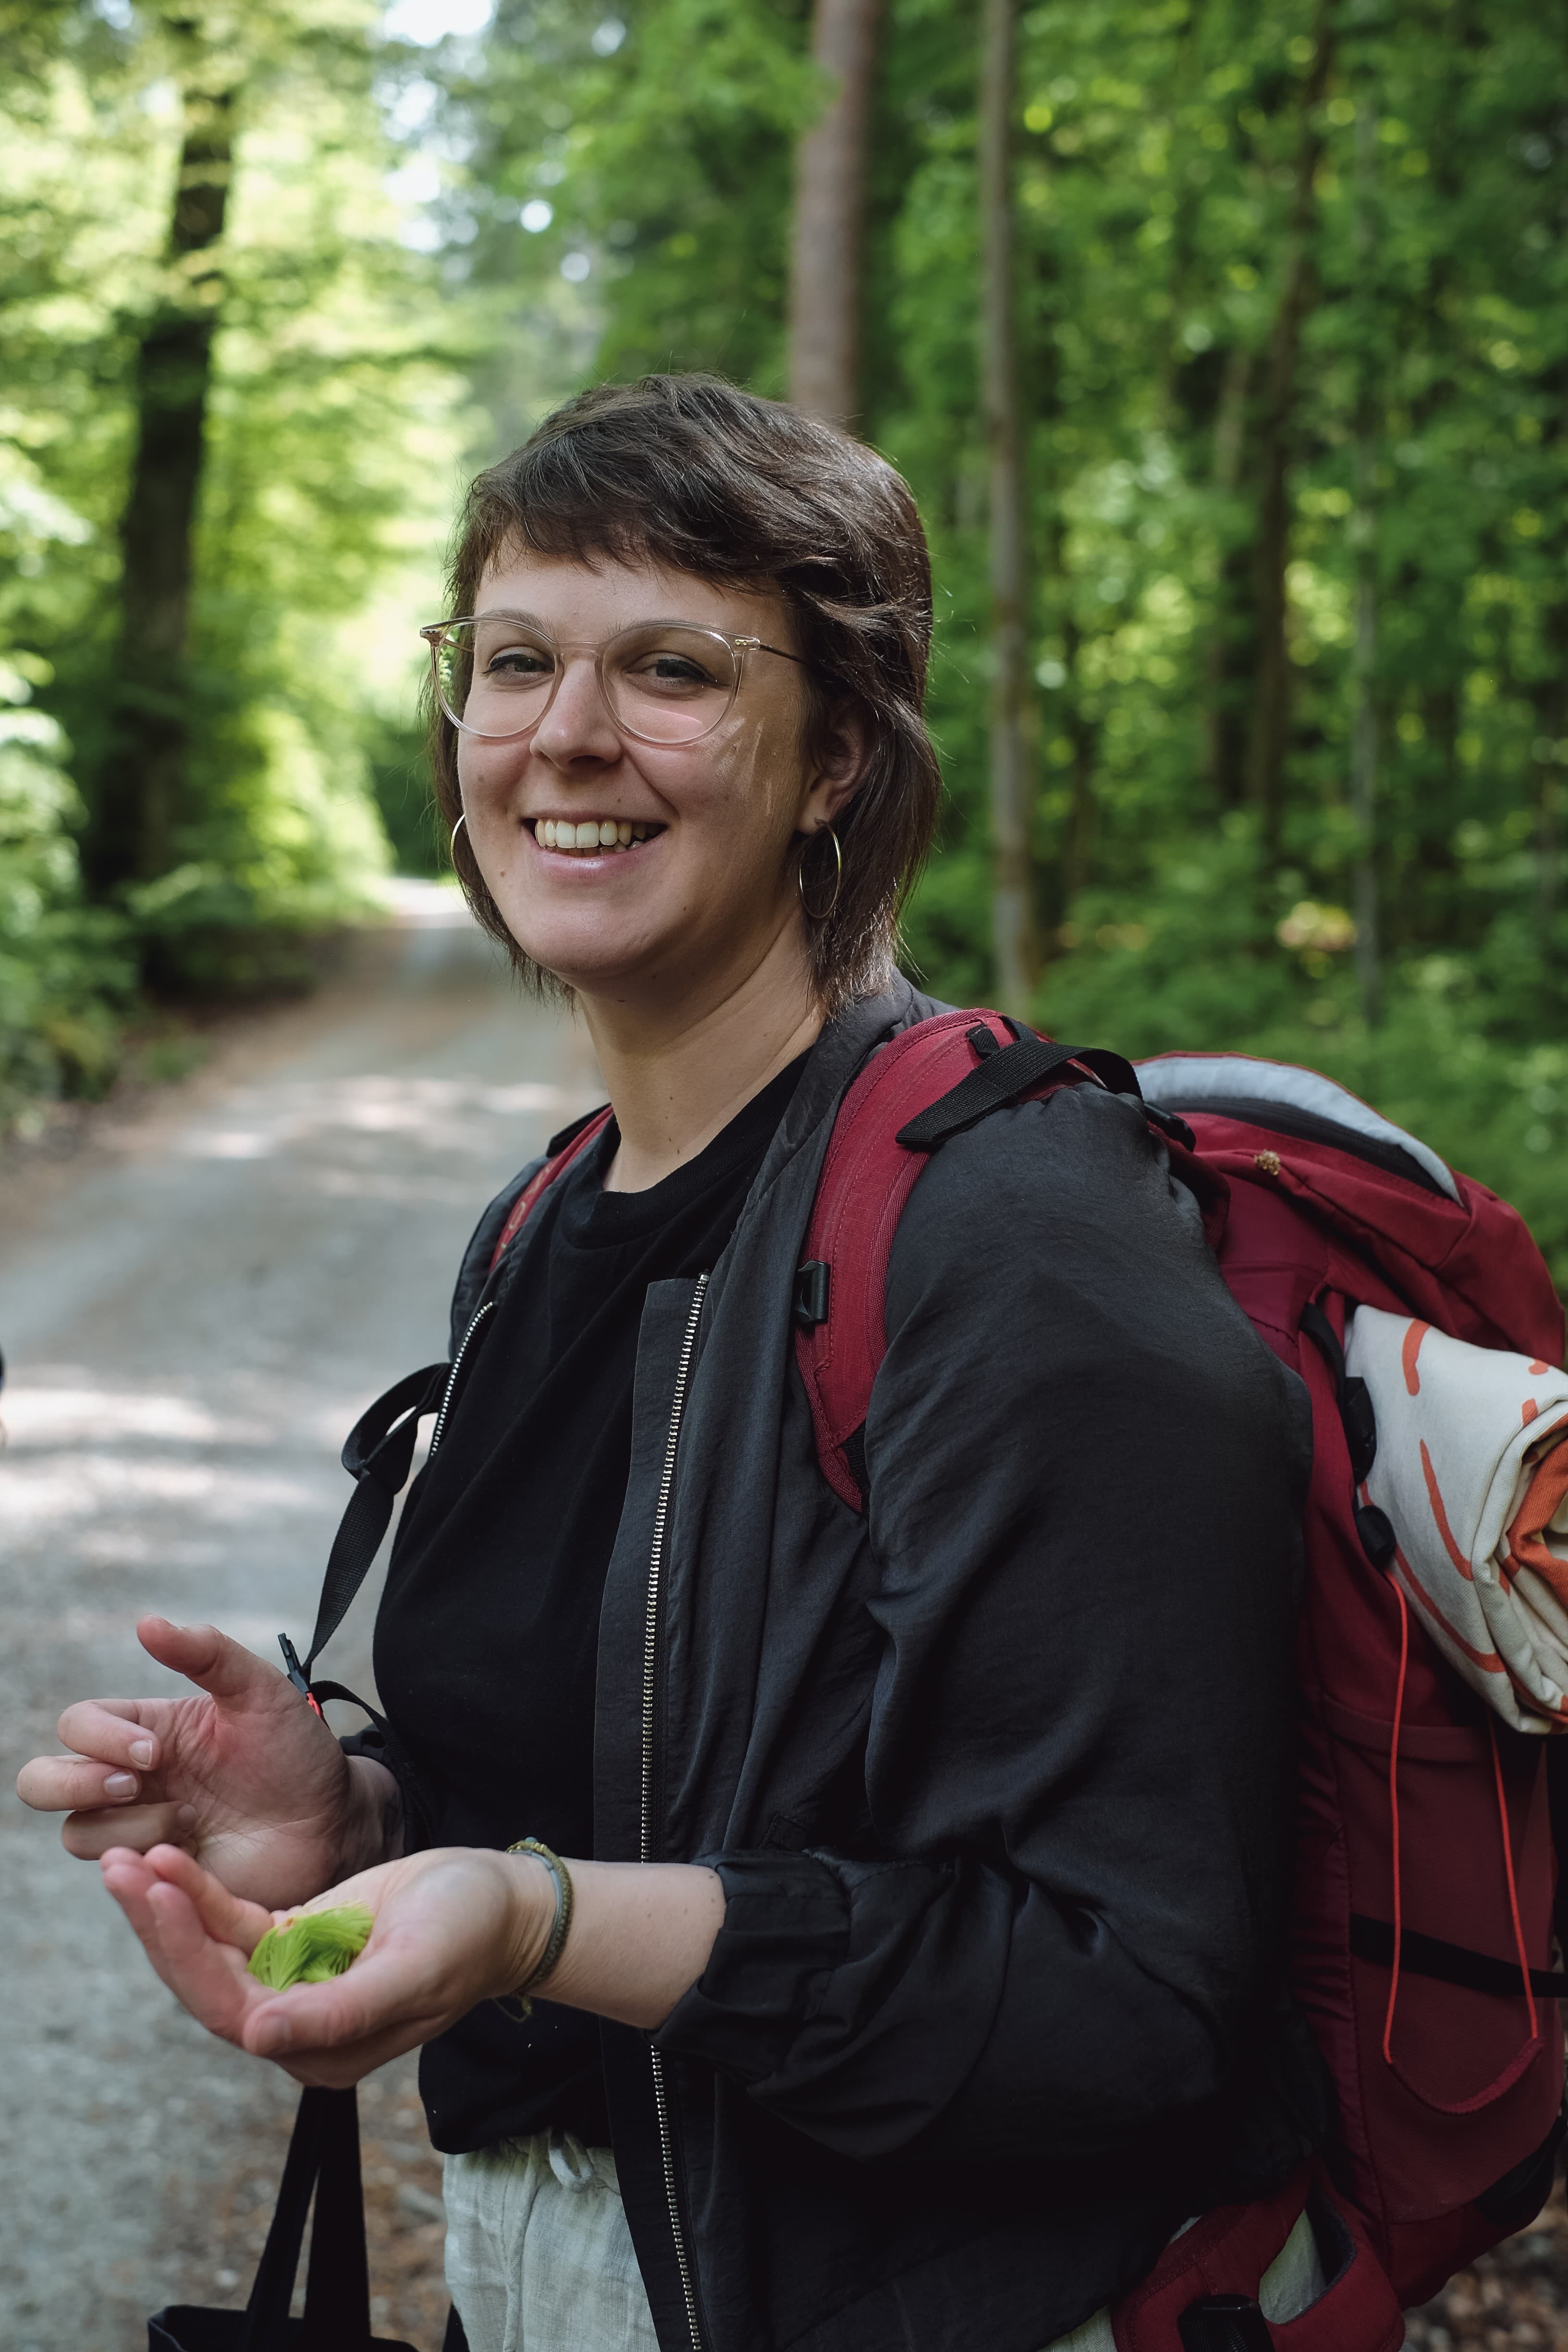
[1489,1714,1539,2046]
[1382,1578,1410,2067]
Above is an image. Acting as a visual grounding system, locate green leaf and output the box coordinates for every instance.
[247,1903,374,1990]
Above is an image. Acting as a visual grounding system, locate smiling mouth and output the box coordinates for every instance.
[531,818,665,856]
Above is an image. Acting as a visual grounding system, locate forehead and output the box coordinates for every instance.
[473,547,793,644]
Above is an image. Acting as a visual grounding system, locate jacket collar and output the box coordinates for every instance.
[765,971,942,1176]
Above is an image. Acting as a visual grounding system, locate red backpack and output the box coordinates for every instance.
[305,1006,1565,2351]
[786,1008,1567,2348]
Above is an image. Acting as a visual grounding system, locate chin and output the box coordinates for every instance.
[502,915,672,998]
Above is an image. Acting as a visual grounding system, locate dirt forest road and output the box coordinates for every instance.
[6,893,1568,2352]
[0,888,596,2352]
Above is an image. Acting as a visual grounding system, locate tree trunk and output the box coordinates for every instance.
[1202,345,1255,807]
[1245,0,1335,865]
[86,39,235,895]
[787,0,882,428]
[979,0,1037,1010]
[1536,601,1568,958]
[1057,601,1098,912]
[1349,84,1381,1026]
[1349,456,1380,1026]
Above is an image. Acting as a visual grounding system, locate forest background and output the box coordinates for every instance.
[5,0,1568,1274]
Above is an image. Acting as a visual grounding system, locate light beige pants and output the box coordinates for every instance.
[444,2131,1329,2352]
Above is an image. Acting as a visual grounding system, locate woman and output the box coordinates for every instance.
[18,375,1327,2352]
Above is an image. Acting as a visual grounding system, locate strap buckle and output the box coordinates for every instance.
[278,1632,324,1718]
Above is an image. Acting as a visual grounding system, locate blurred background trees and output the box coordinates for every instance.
[5,0,1568,1275]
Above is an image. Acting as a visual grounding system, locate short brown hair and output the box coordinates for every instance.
[431,373,941,1013]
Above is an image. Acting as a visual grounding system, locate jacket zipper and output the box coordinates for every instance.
[428,1296,496,1458]
[642,1272,709,2352]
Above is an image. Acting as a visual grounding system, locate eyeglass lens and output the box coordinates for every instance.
[433,620,742,745]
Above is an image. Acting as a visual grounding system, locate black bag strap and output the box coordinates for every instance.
[276,1363,449,1703]
[301,2086,372,2347]
[1298,1302,1397,1571]
[238,2087,371,2351]
[894,1027,1145,1154]
[1350,1911,1568,2001]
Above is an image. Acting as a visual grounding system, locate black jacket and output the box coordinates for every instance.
[378,977,1326,2352]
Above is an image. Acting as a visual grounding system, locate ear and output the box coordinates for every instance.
[799,700,871,836]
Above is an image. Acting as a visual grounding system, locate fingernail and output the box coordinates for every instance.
[105,1772,137,1798]
[254,2018,292,2056]
[177,1804,196,1829]
[130,1740,154,1767]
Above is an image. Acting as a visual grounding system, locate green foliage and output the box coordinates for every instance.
[247,1902,374,1988]
[433,0,1568,1280]
[0,0,473,1114]
[1034,873,1568,1287]
[5,0,1567,1289]
[0,673,134,1122]
[425,0,815,394]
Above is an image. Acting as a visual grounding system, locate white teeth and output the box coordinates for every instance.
[536,818,658,853]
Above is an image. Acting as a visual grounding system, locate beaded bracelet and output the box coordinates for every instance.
[495,1837,575,2021]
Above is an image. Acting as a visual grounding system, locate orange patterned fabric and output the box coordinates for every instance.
[1348,1305,1568,1733]
[1507,1446,1568,1588]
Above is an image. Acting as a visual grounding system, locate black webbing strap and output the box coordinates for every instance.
[290,1361,449,1685]
[238,2087,370,2351]
[299,2083,371,2348]
[1549,1738,1568,1953]
[1349,1911,1568,2001]
[895,1033,1144,1153]
[1298,1302,1396,1570]
[1298,1304,1374,1483]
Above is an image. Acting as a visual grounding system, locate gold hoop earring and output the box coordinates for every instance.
[797,825,843,923]
[450,810,467,859]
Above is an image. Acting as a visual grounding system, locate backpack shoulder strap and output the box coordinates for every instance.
[490,1104,615,1270]
[282,1102,616,1710]
[794,1010,1146,1510]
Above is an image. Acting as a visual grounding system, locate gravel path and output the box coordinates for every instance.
[0,890,595,2351]
[5,891,1564,2349]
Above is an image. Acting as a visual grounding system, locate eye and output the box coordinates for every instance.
[486,642,556,682]
[628,651,719,691]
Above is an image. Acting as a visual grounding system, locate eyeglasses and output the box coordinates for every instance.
[420,614,808,747]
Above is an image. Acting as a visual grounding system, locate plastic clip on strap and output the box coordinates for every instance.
[278,1360,449,1707]
[1299,1301,1395,1570]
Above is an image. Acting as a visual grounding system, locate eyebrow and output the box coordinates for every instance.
[470,609,747,638]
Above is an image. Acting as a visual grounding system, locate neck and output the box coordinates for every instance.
[582,921,824,1192]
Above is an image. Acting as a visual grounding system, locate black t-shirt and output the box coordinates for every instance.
[374,1053,807,2153]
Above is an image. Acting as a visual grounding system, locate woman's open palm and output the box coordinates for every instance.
[98,1840,543,2089]
[15,1615,368,1910]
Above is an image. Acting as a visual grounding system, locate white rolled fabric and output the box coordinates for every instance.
[1347,1305,1568,1734]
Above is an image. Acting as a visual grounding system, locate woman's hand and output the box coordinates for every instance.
[99,1841,553,2088]
[15,1616,399,1910]
[98,1836,729,2086]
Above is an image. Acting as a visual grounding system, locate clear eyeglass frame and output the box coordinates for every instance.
[419,615,808,747]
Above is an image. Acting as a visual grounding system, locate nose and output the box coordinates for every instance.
[532,650,621,765]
